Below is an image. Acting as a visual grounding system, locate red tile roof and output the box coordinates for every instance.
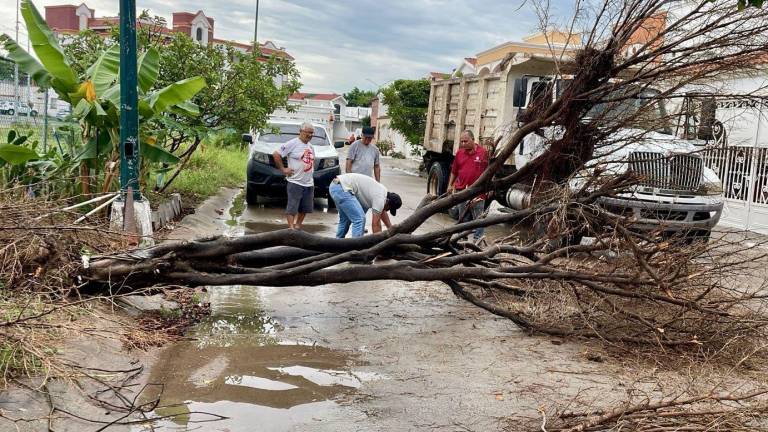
[87,17,117,28]
[289,92,341,101]
[210,39,294,60]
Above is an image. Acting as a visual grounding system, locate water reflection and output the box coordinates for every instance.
[191,285,282,348]
[139,285,380,431]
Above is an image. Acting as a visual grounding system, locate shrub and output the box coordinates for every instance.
[377,140,394,156]
[390,151,406,159]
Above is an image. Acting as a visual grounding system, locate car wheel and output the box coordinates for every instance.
[30,110,37,117]
[246,184,260,205]
[7,109,14,116]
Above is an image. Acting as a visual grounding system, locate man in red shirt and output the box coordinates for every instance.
[448,130,489,241]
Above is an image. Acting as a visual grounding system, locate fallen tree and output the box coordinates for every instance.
[79,0,768,357]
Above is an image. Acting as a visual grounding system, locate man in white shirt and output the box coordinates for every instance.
[272,122,315,230]
[329,173,402,238]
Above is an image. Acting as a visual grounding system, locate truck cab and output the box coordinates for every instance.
[422,55,724,240]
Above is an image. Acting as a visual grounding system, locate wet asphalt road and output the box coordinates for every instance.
[142,160,627,432]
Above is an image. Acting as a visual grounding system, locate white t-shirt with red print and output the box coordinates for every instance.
[280,137,315,187]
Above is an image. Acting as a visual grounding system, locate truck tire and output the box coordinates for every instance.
[427,161,449,196]
[246,184,260,206]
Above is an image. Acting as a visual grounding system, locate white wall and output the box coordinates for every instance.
[376,117,420,158]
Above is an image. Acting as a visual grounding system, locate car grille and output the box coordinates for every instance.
[629,151,702,192]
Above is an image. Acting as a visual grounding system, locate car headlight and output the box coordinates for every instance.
[698,180,723,196]
[252,152,271,164]
[319,158,338,169]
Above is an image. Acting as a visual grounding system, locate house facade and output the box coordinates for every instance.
[467,30,579,77]
[270,93,354,141]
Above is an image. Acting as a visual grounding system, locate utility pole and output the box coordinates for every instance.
[119,0,140,201]
[253,0,259,50]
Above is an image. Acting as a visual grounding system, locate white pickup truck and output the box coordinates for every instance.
[422,55,724,240]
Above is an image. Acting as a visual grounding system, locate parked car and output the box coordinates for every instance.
[243,121,344,205]
[0,101,38,117]
[54,107,72,120]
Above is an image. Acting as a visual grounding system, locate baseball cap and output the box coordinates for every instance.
[386,192,402,216]
[362,126,376,137]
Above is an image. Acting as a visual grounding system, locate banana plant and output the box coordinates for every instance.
[0,0,206,193]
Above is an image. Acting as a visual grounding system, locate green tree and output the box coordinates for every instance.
[0,57,15,81]
[62,30,107,77]
[153,33,301,146]
[380,79,430,150]
[344,86,375,107]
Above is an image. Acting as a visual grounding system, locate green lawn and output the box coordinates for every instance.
[159,144,247,207]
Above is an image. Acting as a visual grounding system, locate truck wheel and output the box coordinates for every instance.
[245,184,260,205]
[7,109,14,116]
[427,161,449,196]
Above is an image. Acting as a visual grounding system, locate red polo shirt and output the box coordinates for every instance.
[451,144,489,191]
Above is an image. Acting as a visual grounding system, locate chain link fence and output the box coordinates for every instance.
[0,56,79,151]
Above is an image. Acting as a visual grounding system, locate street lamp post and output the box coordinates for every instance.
[119,0,140,201]
[13,0,19,122]
[253,0,260,49]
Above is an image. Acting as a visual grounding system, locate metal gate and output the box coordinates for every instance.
[702,122,768,234]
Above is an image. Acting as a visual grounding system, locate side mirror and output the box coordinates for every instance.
[334,141,345,149]
[242,133,253,144]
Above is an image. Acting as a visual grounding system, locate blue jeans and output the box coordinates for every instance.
[330,182,366,238]
[449,199,485,240]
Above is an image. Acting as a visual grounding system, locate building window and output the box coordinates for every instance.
[196,28,203,42]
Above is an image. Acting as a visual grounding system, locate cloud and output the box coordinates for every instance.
[0,0,567,93]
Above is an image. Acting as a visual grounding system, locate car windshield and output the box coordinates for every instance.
[585,87,672,135]
[259,124,329,146]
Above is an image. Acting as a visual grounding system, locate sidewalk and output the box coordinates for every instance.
[380,154,423,177]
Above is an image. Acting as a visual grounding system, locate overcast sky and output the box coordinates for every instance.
[0,0,570,94]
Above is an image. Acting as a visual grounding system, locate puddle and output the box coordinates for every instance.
[225,375,299,391]
[139,285,381,431]
[224,190,246,227]
[268,366,385,389]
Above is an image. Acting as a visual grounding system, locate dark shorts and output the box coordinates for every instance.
[286,182,314,215]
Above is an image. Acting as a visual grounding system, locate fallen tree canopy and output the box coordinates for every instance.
[79,0,768,357]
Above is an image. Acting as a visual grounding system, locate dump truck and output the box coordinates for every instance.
[422,54,725,240]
